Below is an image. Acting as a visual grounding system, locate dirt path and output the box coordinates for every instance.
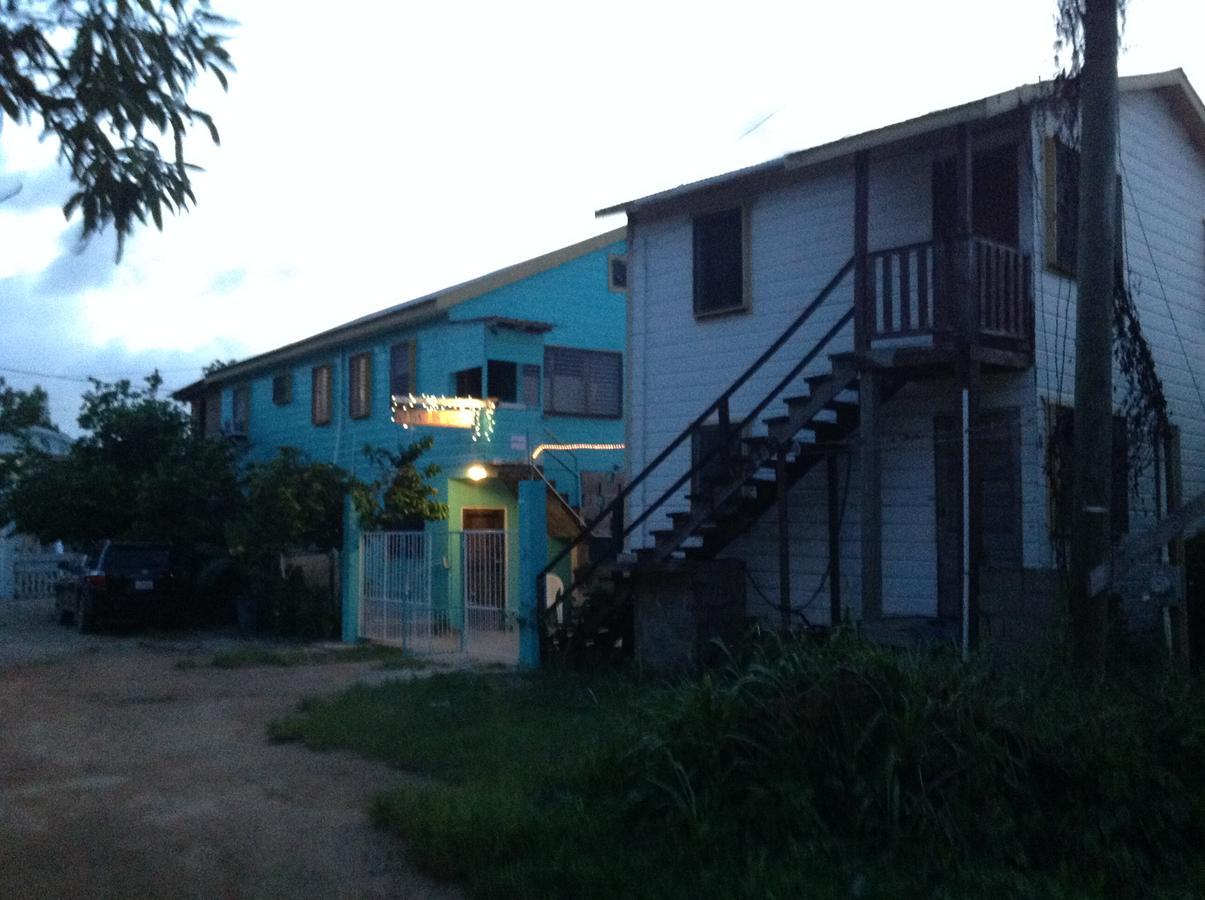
[0,599,461,900]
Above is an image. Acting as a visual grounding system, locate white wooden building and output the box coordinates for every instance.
[596,70,1205,642]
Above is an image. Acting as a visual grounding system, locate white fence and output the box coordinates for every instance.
[8,553,79,601]
[359,530,518,662]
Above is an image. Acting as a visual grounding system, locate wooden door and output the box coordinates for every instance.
[934,408,1022,620]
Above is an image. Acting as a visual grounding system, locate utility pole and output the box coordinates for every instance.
[1069,0,1119,664]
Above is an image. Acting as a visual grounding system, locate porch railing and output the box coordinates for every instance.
[864,237,1031,349]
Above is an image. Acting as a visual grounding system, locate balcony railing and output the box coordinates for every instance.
[863,237,1032,351]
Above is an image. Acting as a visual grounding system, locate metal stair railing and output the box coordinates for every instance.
[536,256,856,624]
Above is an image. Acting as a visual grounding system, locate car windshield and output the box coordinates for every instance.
[105,546,171,574]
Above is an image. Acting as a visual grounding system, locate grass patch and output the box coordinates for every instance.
[207,642,427,670]
[272,639,1205,899]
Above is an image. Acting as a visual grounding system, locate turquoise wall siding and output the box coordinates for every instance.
[219,238,626,512]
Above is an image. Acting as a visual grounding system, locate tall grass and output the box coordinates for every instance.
[273,637,1205,898]
[602,634,1205,897]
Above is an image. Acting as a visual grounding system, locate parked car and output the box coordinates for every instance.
[55,541,177,632]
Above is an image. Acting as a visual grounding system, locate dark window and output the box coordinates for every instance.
[521,364,541,407]
[1047,138,1080,273]
[312,365,332,426]
[463,508,505,531]
[693,207,745,316]
[543,346,622,418]
[454,367,483,399]
[390,341,416,396]
[608,254,628,292]
[349,353,372,419]
[272,372,293,406]
[487,360,517,402]
[231,385,250,433]
[1048,404,1128,538]
[203,390,222,438]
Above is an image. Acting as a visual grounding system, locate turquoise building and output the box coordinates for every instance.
[176,229,627,651]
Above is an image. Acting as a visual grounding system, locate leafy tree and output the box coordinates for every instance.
[232,447,350,555]
[0,376,53,434]
[202,357,238,376]
[350,437,448,531]
[0,1,234,257]
[4,370,240,548]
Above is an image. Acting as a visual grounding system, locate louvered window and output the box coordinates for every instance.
[312,365,332,426]
[543,346,621,418]
[349,353,372,419]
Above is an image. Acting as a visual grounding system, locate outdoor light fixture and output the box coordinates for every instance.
[466,463,489,482]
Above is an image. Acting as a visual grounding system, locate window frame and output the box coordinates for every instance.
[486,359,518,403]
[389,340,417,398]
[231,385,250,434]
[312,364,333,427]
[607,253,628,293]
[349,352,372,420]
[454,366,483,399]
[543,345,623,419]
[692,205,751,319]
[271,371,293,406]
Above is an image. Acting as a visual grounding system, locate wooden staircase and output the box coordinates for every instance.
[641,359,875,566]
[536,256,896,657]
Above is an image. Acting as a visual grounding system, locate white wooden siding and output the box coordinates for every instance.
[627,87,1205,622]
[1030,88,1205,567]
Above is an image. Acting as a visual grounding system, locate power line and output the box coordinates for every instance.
[0,364,203,384]
[1118,151,1205,420]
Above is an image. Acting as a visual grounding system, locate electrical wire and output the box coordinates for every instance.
[1118,151,1205,420]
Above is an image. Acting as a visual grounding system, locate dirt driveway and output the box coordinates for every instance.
[0,598,461,900]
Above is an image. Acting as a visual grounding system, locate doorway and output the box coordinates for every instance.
[934,408,1022,619]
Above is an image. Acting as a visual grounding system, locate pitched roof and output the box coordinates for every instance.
[597,69,1204,219]
[174,227,625,399]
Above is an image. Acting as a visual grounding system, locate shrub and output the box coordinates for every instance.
[600,634,1205,897]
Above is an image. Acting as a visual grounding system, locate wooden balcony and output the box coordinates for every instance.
[857,237,1033,367]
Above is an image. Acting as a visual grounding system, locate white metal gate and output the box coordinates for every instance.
[358,530,518,661]
[460,529,516,662]
[359,531,458,654]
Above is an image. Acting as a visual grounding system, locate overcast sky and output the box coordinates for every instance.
[0,0,1200,433]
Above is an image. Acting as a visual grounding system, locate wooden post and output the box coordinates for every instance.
[958,358,982,649]
[1070,0,1120,665]
[826,451,843,627]
[853,152,870,353]
[1166,427,1191,666]
[954,123,975,343]
[860,369,882,620]
[777,447,791,633]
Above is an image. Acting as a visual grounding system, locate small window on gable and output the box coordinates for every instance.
[312,365,332,426]
[272,372,293,406]
[454,367,483,399]
[608,254,628,293]
[693,207,747,317]
[486,360,518,403]
[1044,137,1080,275]
[231,385,250,434]
[390,340,416,397]
[521,364,541,407]
[349,353,372,419]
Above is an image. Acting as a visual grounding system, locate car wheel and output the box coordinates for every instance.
[76,594,94,634]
